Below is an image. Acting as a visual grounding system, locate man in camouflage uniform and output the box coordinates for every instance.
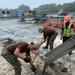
[1,41,36,75]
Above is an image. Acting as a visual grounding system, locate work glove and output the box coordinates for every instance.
[23,58,30,63]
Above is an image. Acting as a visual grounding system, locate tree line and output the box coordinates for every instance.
[0,1,75,12]
[33,1,75,12]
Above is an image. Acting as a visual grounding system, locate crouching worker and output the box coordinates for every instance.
[1,41,36,75]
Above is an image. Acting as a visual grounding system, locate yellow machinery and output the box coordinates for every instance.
[24,13,32,16]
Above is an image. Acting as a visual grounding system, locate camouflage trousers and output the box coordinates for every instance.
[46,32,58,50]
[1,48,22,75]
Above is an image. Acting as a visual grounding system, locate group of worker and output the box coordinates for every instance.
[1,15,74,75]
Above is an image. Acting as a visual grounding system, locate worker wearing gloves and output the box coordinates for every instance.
[1,41,37,75]
[61,15,74,55]
[38,26,58,50]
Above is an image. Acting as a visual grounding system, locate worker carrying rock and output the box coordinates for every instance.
[1,41,41,75]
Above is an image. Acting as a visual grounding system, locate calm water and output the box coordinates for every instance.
[0,18,43,42]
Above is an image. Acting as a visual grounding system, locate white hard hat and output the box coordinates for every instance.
[38,26,44,32]
[31,41,41,50]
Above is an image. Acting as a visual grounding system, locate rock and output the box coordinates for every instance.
[0,55,36,75]
[30,52,44,70]
[0,56,15,75]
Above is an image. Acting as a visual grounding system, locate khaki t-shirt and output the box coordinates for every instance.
[43,27,57,40]
[5,42,30,56]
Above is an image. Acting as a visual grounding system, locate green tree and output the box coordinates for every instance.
[63,2,75,12]
[33,1,75,12]
[49,4,59,12]
[38,4,51,10]
[57,4,63,10]
[18,4,30,11]
[34,4,59,12]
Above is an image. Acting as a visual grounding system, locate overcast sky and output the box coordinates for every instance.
[0,0,75,9]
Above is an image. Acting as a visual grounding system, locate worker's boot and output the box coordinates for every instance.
[43,46,48,49]
[68,51,72,55]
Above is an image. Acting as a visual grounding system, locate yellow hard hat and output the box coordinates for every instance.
[64,16,71,23]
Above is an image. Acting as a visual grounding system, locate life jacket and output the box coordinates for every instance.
[63,23,72,37]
